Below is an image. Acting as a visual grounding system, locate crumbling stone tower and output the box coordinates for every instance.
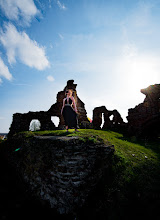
[8,80,88,137]
[48,79,88,128]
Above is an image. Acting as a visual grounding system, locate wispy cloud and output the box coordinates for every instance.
[58,33,64,40]
[57,0,66,10]
[48,0,52,8]
[0,23,50,70]
[47,75,54,82]
[0,0,40,26]
[131,1,154,27]
[0,56,12,83]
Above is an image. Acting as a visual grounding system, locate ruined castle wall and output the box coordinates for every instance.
[8,80,89,137]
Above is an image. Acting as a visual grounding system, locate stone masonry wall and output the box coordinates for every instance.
[7,135,114,214]
[8,80,89,137]
[127,84,160,137]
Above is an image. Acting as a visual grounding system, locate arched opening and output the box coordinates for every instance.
[29,119,41,131]
[100,113,105,129]
[51,116,59,128]
[109,115,113,121]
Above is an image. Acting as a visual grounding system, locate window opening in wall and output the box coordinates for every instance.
[51,116,59,127]
[100,113,105,129]
[109,115,113,121]
[29,119,41,131]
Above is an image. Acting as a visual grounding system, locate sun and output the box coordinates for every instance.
[132,62,158,91]
[121,53,160,92]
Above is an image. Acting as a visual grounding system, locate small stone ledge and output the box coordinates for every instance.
[34,136,79,141]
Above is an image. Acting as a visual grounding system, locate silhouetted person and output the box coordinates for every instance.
[61,89,78,132]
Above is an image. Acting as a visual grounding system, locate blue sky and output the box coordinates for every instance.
[0,0,160,132]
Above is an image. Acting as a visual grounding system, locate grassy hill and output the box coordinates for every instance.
[18,129,160,218]
[1,129,160,218]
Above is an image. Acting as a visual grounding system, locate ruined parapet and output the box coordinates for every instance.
[7,134,114,214]
[112,110,124,126]
[8,80,89,137]
[48,91,65,129]
[8,111,56,138]
[92,106,124,130]
[93,106,109,129]
[48,79,88,128]
[127,84,160,137]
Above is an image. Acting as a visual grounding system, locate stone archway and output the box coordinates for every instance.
[93,106,124,130]
[100,113,105,128]
[29,119,41,131]
[92,106,111,129]
[51,116,59,128]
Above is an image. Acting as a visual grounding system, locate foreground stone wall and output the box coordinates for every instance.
[7,134,114,214]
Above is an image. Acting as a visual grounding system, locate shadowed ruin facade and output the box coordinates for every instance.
[8,80,88,137]
[92,106,125,130]
[48,80,88,128]
[9,79,159,139]
[127,84,160,137]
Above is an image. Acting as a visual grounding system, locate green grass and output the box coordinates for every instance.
[20,129,159,163]
[19,129,107,144]
[4,129,160,217]
[18,129,160,213]
[21,129,160,181]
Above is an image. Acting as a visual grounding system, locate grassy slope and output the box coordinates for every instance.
[21,129,160,191]
[17,129,160,217]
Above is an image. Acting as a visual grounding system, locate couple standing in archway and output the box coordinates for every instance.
[61,89,79,132]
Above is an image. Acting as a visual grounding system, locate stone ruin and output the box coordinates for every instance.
[8,80,88,137]
[8,79,126,137]
[92,106,125,130]
[92,84,160,138]
[127,84,160,138]
[9,78,160,139]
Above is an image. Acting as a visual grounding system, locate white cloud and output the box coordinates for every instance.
[47,75,54,82]
[0,56,12,83]
[57,0,66,10]
[0,23,50,70]
[0,0,39,26]
[58,33,64,40]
